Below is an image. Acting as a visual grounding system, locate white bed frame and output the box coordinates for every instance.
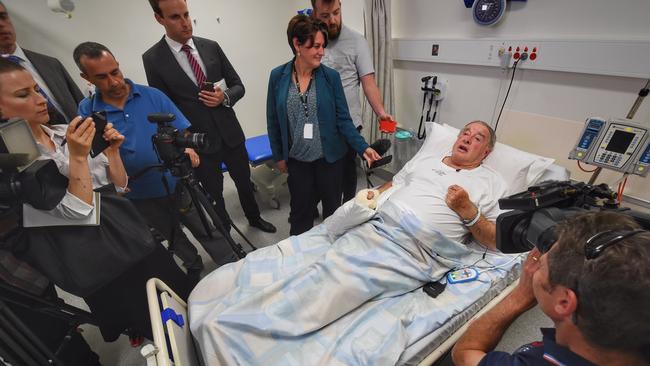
[141,278,202,366]
[140,277,520,366]
[141,162,569,365]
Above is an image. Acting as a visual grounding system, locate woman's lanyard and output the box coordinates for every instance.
[293,64,313,118]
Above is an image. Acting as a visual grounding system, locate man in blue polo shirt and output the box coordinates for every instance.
[74,42,236,281]
[452,211,650,366]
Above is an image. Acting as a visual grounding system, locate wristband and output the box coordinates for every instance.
[462,206,481,227]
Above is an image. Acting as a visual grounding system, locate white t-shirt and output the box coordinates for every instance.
[380,156,507,243]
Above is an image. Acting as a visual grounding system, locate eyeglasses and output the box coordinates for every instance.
[584,229,645,260]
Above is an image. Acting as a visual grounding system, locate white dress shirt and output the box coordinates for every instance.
[164,36,207,86]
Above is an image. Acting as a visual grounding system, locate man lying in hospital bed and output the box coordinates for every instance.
[187,121,558,365]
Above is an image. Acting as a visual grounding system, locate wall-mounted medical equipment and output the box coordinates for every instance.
[46,0,75,18]
[569,117,649,177]
[472,0,506,26]
[630,139,650,177]
[417,75,446,139]
[569,79,650,186]
[394,39,650,79]
[463,0,527,26]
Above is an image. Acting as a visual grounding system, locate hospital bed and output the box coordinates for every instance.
[142,122,568,366]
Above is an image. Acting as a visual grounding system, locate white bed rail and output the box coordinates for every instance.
[142,277,201,366]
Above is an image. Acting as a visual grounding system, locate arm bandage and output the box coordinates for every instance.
[355,189,380,210]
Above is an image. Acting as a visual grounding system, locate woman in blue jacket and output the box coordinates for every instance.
[267,15,380,235]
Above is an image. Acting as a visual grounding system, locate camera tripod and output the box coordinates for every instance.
[132,162,256,261]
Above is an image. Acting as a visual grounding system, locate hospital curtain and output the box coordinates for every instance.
[363,0,394,143]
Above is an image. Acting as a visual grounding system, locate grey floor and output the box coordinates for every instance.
[59,168,552,366]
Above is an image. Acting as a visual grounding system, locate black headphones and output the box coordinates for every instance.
[584,229,646,260]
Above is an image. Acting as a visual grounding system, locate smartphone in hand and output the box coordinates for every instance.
[89,111,110,158]
[367,155,392,170]
[201,81,214,92]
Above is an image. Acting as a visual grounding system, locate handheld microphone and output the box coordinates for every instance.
[370,139,391,156]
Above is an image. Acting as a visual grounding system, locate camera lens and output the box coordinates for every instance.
[174,133,208,150]
[190,133,206,150]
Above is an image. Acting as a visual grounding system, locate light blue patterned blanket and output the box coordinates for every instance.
[188,199,524,365]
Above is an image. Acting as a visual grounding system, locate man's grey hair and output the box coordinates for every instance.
[462,120,497,149]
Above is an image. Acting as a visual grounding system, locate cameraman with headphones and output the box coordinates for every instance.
[452,211,650,366]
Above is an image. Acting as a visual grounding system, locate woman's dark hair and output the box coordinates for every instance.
[286,15,328,55]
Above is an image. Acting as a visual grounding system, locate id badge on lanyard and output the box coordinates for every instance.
[304,123,313,139]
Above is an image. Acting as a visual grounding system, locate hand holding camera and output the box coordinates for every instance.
[184,148,200,168]
[103,122,125,153]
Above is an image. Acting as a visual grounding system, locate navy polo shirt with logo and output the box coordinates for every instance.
[78,79,191,199]
[479,328,596,366]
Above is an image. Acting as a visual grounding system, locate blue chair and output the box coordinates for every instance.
[220,135,287,209]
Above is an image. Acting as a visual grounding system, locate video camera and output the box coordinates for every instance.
[496,180,650,254]
[148,113,209,178]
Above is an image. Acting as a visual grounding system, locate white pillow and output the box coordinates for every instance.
[414,123,554,194]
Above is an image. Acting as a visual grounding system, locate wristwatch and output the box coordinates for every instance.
[222,89,231,108]
[462,206,481,227]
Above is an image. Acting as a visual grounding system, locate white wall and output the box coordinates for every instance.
[7,0,306,137]
[391,0,650,202]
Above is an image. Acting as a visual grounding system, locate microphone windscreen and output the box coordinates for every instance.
[147,113,176,123]
[369,139,391,156]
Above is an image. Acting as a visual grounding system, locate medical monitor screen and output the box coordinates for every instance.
[606,130,634,154]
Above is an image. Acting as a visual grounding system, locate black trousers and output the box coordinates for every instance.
[288,158,344,236]
[131,195,203,272]
[85,244,189,342]
[195,142,261,224]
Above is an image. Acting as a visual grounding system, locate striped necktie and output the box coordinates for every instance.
[181,44,206,87]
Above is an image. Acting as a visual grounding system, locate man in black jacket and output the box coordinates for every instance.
[143,0,276,233]
[0,1,83,124]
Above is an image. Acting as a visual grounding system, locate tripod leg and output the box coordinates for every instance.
[185,180,249,259]
[192,180,258,251]
[230,222,258,251]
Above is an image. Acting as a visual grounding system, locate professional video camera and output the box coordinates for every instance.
[148,113,208,178]
[141,113,254,259]
[496,180,650,254]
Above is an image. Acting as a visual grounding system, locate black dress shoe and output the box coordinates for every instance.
[248,217,277,233]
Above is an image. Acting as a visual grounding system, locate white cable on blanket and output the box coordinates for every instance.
[477,254,524,274]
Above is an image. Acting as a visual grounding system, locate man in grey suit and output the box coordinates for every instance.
[0,1,83,124]
[143,0,276,233]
